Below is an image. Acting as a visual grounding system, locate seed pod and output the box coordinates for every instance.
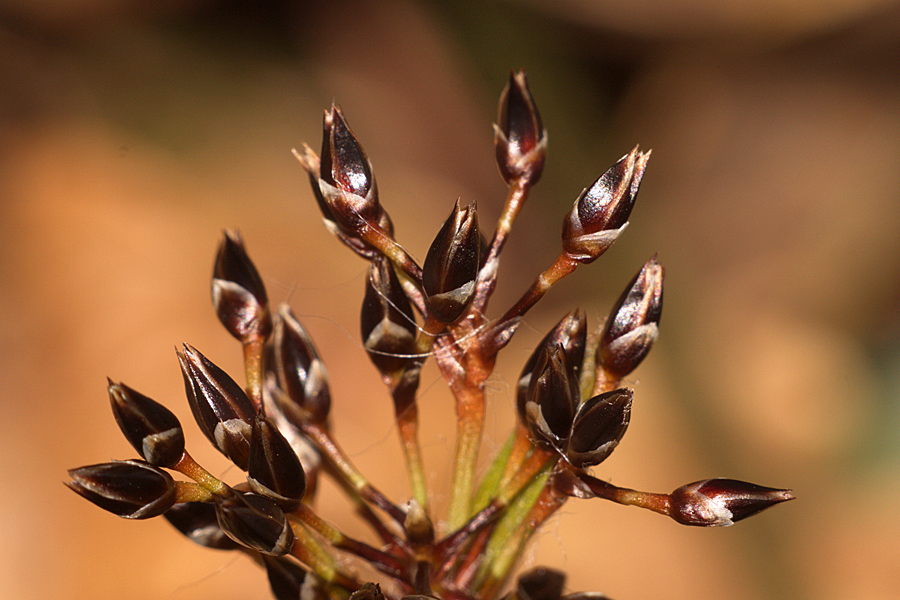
[316,104,383,235]
[522,345,580,447]
[598,256,663,380]
[361,258,418,376]
[263,555,311,600]
[211,230,272,343]
[561,147,650,263]
[164,501,241,550]
[66,460,176,519]
[178,344,256,470]
[515,567,566,600]
[422,200,480,324]
[495,70,546,185]
[516,310,587,424]
[669,478,795,527]
[269,305,331,425]
[108,379,185,468]
[247,414,306,511]
[215,492,295,556]
[566,388,632,468]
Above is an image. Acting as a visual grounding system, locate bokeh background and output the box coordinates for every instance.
[3,1,900,599]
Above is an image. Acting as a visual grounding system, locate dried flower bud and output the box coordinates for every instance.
[422,200,480,323]
[164,501,241,550]
[263,555,311,600]
[515,567,566,600]
[297,144,395,261]
[269,305,331,425]
[178,344,256,470]
[316,104,382,235]
[522,345,580,447]
[669,478,795,527]
[247,414,306,511]
[212,230,272,343]
[516,310,587,422]
[495,70,546,185]
[566,388,632,468]
[598,256,663,380]
[361,258,418,375]
[561,147,650,263]
[215,492,295,556]
[108,379,185,468]
[66,460,176,519]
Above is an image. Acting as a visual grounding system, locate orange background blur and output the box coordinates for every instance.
[3,1,900,599]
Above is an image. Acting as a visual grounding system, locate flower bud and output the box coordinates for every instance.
[247,414,306,511]
[516,310,587,424]
[522,345,579,447]
[515,567,566,600]
[215,492,295,556]
[598,256,663,380]
[669,478,795,527]
[164,501,241,550]
[296,144,394,261]
[66,460,176,519]
[108,379,185,468]
[211,230,272,343]
[361,258,418,376]
[495,70,546,185]
[269,305,331,425]
[566,388,632,468]
[422,200,480,323]
[316,104,382,235]
[178,344,256,470]
[561,147,650,263]
[263,555,311,600]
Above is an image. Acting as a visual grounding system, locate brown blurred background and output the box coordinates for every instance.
[3,1,900,599]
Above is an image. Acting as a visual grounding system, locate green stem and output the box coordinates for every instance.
[446,383,486,531]
[172,451,228,496]
[476,479,566,598]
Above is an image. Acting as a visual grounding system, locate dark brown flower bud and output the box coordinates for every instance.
[522,345,580,447]
[422,200,480,323]
[164,501,241,550]
[215,492,295,556]
[247,414,306,511]
[495,70,546,185]
[178,344,256,470]
[561,147,650,263]
[211,230,272,343]
[361,258,419,375]
[108,379,184,468]
[263,555,311,600]
[516,310,587,423]
[296,145,394,261]
[350,583,386,600]
[316,104,382,235]
[566,388,632,468]
[66,460,176,519]
[269,305,331,425]
[669,478,795,527]
[598,256,663,380]
[515,567,566,600]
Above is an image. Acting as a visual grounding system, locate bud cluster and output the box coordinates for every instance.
[68,70,793,600]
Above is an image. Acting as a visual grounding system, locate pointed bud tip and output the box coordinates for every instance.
[670,478,795,526]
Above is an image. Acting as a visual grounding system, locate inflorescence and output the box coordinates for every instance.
[67,71,794,600]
